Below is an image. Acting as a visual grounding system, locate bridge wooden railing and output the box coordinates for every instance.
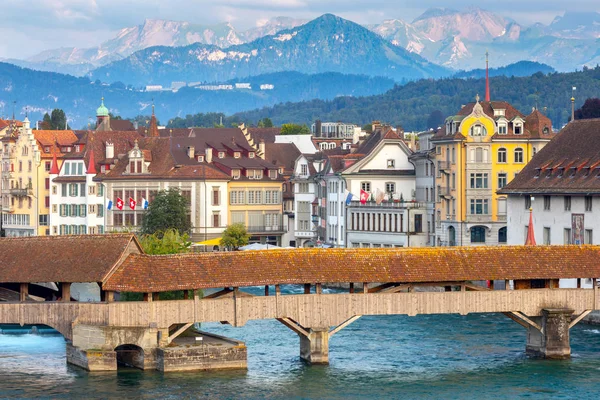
[0,286,598,339]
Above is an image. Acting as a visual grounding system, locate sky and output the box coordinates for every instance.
[0,0,599,59]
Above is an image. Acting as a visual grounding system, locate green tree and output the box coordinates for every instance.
[108,112,123,120]
[41,113,52,130]
[141,188,191,236]
[257,117,274,128]
[220,223,249,250]
[50,109,69,130]
[280,123,310,135]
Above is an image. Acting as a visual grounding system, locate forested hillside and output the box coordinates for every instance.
[230,66,600,131]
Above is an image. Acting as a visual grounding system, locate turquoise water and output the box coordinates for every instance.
[1,313,600,399]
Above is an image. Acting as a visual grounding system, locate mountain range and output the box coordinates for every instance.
[89,14,449,86]
[4,8,600,78]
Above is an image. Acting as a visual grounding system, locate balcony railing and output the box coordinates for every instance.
[437,160,451,172]
[347,200,428,209]
[437,187,453,198]
[9,186,31,197]
[247,225,286,234]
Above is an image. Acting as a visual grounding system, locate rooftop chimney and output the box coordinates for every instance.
[205,147,212,163]
[106,141,114,159]
[187,145,195,159]
[259,140,266,160]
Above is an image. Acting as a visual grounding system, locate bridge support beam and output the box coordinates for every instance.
[299,328,329,364]
[526,308,574,359]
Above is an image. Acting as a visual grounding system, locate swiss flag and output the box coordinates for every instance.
[116,197,124,210]
[129,197,137,210]
[360,189,369,204]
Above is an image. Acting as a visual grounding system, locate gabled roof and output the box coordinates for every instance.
[34,130,79,159]
[110,120,136,131]
[264,143,302,174]
[0,234,142,283]
[247,127,280,144]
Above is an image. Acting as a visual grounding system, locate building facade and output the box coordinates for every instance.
[432,97,554,247]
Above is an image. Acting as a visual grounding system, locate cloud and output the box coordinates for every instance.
[1,0,599,58]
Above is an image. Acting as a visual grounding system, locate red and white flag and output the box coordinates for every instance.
[360,189,369,204]
[129,197,137,210]
[116,197,124,210]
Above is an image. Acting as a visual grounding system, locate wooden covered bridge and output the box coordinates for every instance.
[0,234,599,371]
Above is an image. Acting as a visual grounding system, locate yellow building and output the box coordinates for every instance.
[432,96,554,246]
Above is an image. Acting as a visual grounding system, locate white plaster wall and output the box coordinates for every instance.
[361,143,413,170]
[275,135,317,154]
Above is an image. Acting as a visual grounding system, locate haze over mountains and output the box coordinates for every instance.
[5,8,600,78]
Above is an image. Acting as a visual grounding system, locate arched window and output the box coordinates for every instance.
[498,227,507,243]
[471,226,486,243]
[514,148,524,163]
[498,148,507,163]
[470,124,487,136]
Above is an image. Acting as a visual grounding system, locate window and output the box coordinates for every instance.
[475,147,484,163]
[89,185,96,195]
[414,214,422,233]
[470,173,488,189]
[564,196,571,211]
[269,170,277,179]
[387,159,395,168]
[470,124,487,136]
[300,164,308,176]
[212,188,220,206]
[213,213,220,228]
[585,229,593,244]
[297,183,309,193]
[585,196,592,212]
[470,199,489,215]
[69,183,78,196]
[452,173,456,189]
[497,173,507,189]
[218,152,225,159]
[232,169,240,179]
[514,148,524,163]
[524,196,531,210]
[471,226,486,243]
[385,182,395,193]
[361,182,371,192]
[45,196,50,208]
[564,228,572,245]
[52,204,57,213]
[230,190,245,205]
[543,195,551,211]
[543,227,551,245]
[80,183,86,197]
[498,226,507,243]
[514,123,522,135]
[45,178,50,190]
[498,124,507,134]
[497,148,507,163]
[28,161,32,172]
[451,148,456,164]
[89,204,96,214]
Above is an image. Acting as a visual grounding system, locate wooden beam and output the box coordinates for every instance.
[277,317,309,337]
[167,322,194,344]
[19,283,28,302]
[511,311,542,332]
[315,283,322,294]
[349,283,354,294]
[204,288,233,299]
[265,285,269,296]
[329,315,361,337]
[502,312,529,329]
[183,290,189,300]
[363,282,368,294]
[106,291,114,302]
[368,283,396,293]
[194,289,200,301]
[304,284,311,294]
[275,284,281,296]
[569,310,592,329]
[61,283,71,302]
[152,292,160,301]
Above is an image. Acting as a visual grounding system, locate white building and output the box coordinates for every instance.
[292,154,321,247]
[501,119,600,288]
[342,126,428,248]
[409,129,436,246]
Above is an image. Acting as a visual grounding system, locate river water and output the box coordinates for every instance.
[1,303,600,398]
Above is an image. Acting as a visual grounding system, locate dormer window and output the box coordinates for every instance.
[44,146,50,153]
[234,152,241,159]
[129,160,143,174]
[249,152,255,158]
[387,159,395,168]
[232,169,240,179]
[493,109,505,117]
[197,155,204,162]
[218,151,225,159]
[514,121,523,135]
[543,127,550,134]
[498,123,507,135]
[269,170,277,179]
[75,145,81,152]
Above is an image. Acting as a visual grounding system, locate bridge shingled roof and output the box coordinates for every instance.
[0,234,141,283]
[104,246,600,292]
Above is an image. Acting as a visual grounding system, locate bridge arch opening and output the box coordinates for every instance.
[499,227,507,244]
[114,344,145,369]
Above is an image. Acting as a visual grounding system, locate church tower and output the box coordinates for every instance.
[95,98,111,131]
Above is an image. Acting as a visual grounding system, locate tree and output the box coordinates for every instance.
[109,112,123,120]
[141,188,191,236]
[427,110,445,129]
[257,117,274,128]
[41,113,52,130]
[138,229,191,255]
[574,98,600,120]
[44,109,69,130]
[280,123,310,135]
[220,223,249,250]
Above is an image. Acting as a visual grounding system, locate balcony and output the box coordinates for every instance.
[10,185,31,197]
[347,200,428,209]
[247,225,286,234]
[437,187,453,199]
[437,160,451,173]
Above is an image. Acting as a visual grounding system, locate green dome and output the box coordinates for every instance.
[96,97,109,117]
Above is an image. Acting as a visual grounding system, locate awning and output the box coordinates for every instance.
[193,237,222,246]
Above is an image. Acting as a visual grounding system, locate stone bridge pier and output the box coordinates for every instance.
[524,309,575,359]
[67,324,167,371]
